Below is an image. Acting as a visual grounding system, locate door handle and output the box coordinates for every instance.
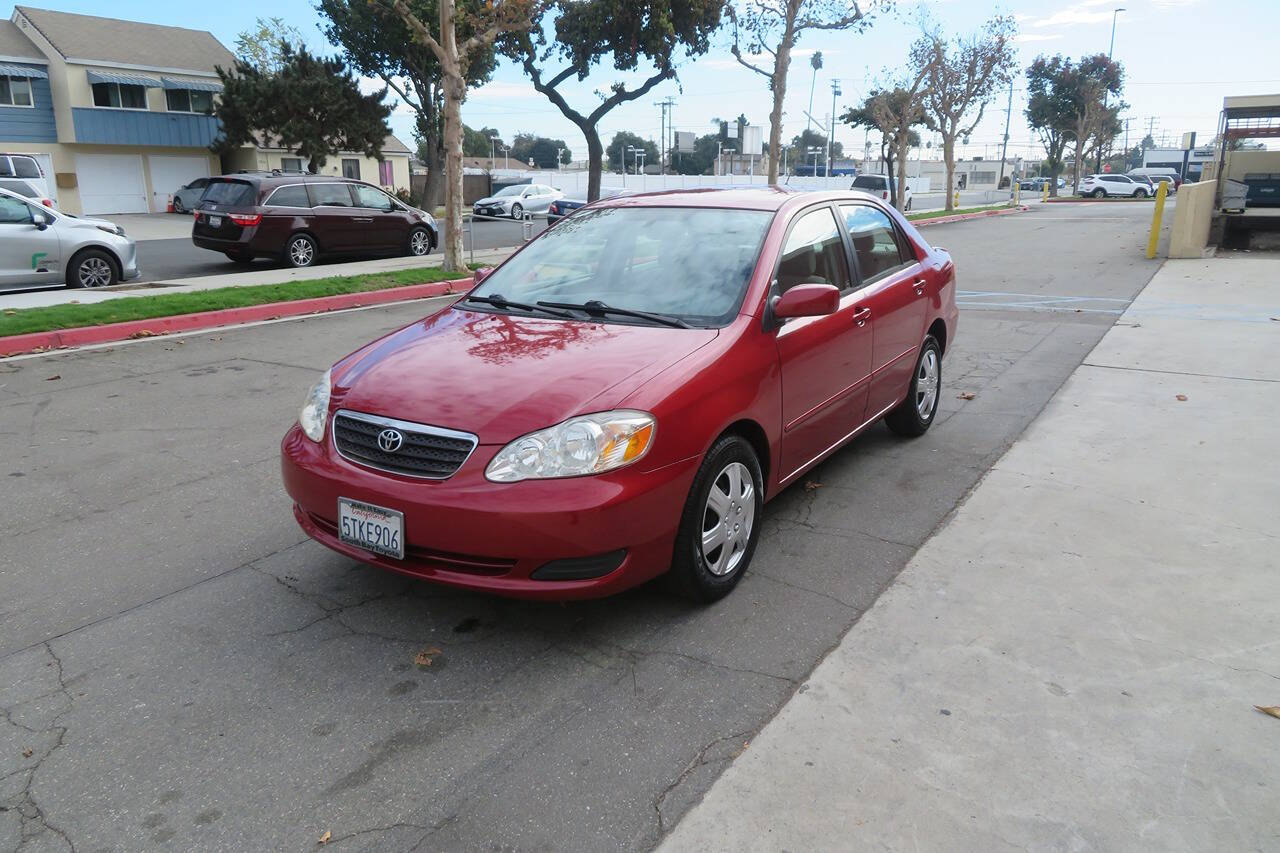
[352,217,374,222]
[912,278,927,295]
[852,307,872,327]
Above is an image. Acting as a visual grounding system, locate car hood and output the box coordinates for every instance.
[334,306,719,445]
[60,215,120,231]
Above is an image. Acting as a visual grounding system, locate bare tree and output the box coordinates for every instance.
[913,15,1016,211]
[727,0,877,183]
[844,73,927,211]
[384,0,541,271]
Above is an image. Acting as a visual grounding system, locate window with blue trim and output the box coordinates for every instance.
[165,88,214,114]
[92,82,146,109]
[0,77,33,107]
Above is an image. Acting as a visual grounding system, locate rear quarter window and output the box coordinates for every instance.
[202,180,256,206]
[266,185,311,208]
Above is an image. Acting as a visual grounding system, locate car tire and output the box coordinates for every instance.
[67,249,118,289]
[1091,188,1106,198]
[407,226,433,257]
[1134,189,1148,199]
[173,197,186,214]
[885,335,942,438]
[225,252,254,265]
[667,434,764,603]
[285,233,317,268]
[510,202,523,219]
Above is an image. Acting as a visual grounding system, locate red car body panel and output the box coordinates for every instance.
[281,188,958,598]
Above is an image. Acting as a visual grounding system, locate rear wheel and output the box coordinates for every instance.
[1091,188,1106,198]
[668,435,763,603]
[407,226,433,257]
[285,233,317,268]
[885,336,942,437]
[1134,188,1148,198]
[172,196,186,214]
[67,249,118,289]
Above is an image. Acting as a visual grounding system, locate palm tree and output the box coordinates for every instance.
[806,51,823,133]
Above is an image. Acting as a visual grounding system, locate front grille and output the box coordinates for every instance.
[333,410,477,479]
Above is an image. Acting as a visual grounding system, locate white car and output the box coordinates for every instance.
[1077,174,1150,198]
[850,174,912,210]
[0,187,139,289]
[0,153,53,203]
[472,183,564,219]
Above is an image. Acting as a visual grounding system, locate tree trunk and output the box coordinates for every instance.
[942,136,956,211]
[895,139,911,210]
[416,107,445,210]
[584,125,603,202]
[766,30,794,184]
[440,75,466,272]
[307,156,320,174]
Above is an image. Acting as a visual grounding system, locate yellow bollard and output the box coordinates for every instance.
[953,189,959,208]
[1013,183,1020,206]
[1042,182,1049,202]
[1145,179,1169,259]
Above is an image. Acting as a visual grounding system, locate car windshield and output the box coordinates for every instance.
[494,186,525,198]
[469,206,773,327]
[202,180,255,206]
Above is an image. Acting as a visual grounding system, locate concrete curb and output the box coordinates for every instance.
[0,278,470,358]
[911,205,1029,227]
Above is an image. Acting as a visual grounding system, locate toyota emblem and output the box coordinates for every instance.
[377,428,404,452]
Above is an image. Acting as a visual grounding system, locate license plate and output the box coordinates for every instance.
[338,498,404,560]
[208,215,222,228]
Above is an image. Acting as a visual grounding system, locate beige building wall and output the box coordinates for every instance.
[1168,180,1216,259]
[251,150,412,193]
[1223,149,1280,181]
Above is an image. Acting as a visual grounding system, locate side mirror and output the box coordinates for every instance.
[32,212,48,230]
[473,267,495,285]
[771,283,840,320]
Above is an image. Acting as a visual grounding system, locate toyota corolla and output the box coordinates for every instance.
[281,188,957,602]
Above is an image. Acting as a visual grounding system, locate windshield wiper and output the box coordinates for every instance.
[536,300,692,329]
[462,293,575,319]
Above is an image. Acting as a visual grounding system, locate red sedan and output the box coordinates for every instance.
[282,188,957,602]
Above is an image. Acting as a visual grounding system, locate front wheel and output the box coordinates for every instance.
[885,336,942,437]
[68,249,118,288]
[172,197,186,214]
[407,226,433,257]
[668,435,764,602]
[285,233,317,268]
[1134,188,1148,199]
[1091,188,1106,198]
[510,203,523,219]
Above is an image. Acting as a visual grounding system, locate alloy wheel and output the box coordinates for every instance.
[79,257,113,288]
[289,238,314,267]
[410,230,430,255]
[915,347,939,419]
[701,461,755,577]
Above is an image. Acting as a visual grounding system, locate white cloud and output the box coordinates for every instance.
[1016,33,1064,43]
[1033,7,1115,27]
[703,57,746,71]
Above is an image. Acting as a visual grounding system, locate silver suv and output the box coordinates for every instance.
[0,187,139,289]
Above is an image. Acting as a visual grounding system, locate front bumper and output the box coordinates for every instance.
[281,424,699,599]
[117,241,140,281]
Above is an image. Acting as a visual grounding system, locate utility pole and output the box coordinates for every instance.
[654,97,676,174]
[828,80,841,181]
[997,78,1013,188]
[1097,7,1125,172]
[1123,117,1131,168]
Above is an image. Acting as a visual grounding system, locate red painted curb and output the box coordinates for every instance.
[1,277,472,358]
[912,206,1028,227]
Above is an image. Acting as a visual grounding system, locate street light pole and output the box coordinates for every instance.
[1098,7,1125,172]
[828,80,841,183]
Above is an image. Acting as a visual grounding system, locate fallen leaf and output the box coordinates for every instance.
[22,748,33,758]
[804,481,822,491]
[44,374,60,381]
[1175,394,1188,401]
[957,391,976,400]
[127,329,160,339]
[318,830,332,844]
[1257,705,1280,719]
[414,647,443,667]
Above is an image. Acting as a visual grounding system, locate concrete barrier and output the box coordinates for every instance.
[1168,180,1216,258]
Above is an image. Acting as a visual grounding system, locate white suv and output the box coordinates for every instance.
[1077,174,1149,198]
[0,153,52,202]
[850,174,913,210]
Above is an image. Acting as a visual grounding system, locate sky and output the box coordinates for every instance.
[10,0,1280,164]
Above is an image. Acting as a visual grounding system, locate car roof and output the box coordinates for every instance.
[591,186,890,213]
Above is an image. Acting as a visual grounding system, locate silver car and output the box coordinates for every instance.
[0,187,139,289]
[172,177,210,214]
[472,183,563,219]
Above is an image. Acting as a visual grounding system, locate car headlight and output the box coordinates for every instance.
[485,410,656,482]
[96,224,125,237]
[298,369,332,442]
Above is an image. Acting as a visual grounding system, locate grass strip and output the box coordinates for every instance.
[0,267,457,338]
[907,204,1015,222]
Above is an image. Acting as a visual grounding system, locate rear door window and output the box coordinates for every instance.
[266,185,311,208]
[840,205,910,284]
[202,180,256,206]
[309,183,355,207]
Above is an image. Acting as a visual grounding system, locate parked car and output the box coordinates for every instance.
[1144,174,1178,194]
[171,177,211,214]
[191,174,438,267]
[0,186,138,289]
[0,153,52,202]
[1018,178,1039,191]
[850,174,912,210]
[0,177,54,208]
[1077,174,1150,198]
[281,188,958,602]
[546,187,636,224]
[473,183,564,219]
[1127,167,1180,189]
[1129,174,1156,194]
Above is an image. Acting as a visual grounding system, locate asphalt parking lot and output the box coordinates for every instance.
[0,202,1164,850]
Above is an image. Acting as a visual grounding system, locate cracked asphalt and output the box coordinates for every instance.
[0,202,1165,851]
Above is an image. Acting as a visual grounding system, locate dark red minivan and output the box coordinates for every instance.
[191,173,437,267]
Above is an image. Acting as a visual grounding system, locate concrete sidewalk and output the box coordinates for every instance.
[0,248,515,310]
[661,258,1280,852]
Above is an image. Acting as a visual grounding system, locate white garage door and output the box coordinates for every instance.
[76,153,147,215]
[147,155,210,213]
